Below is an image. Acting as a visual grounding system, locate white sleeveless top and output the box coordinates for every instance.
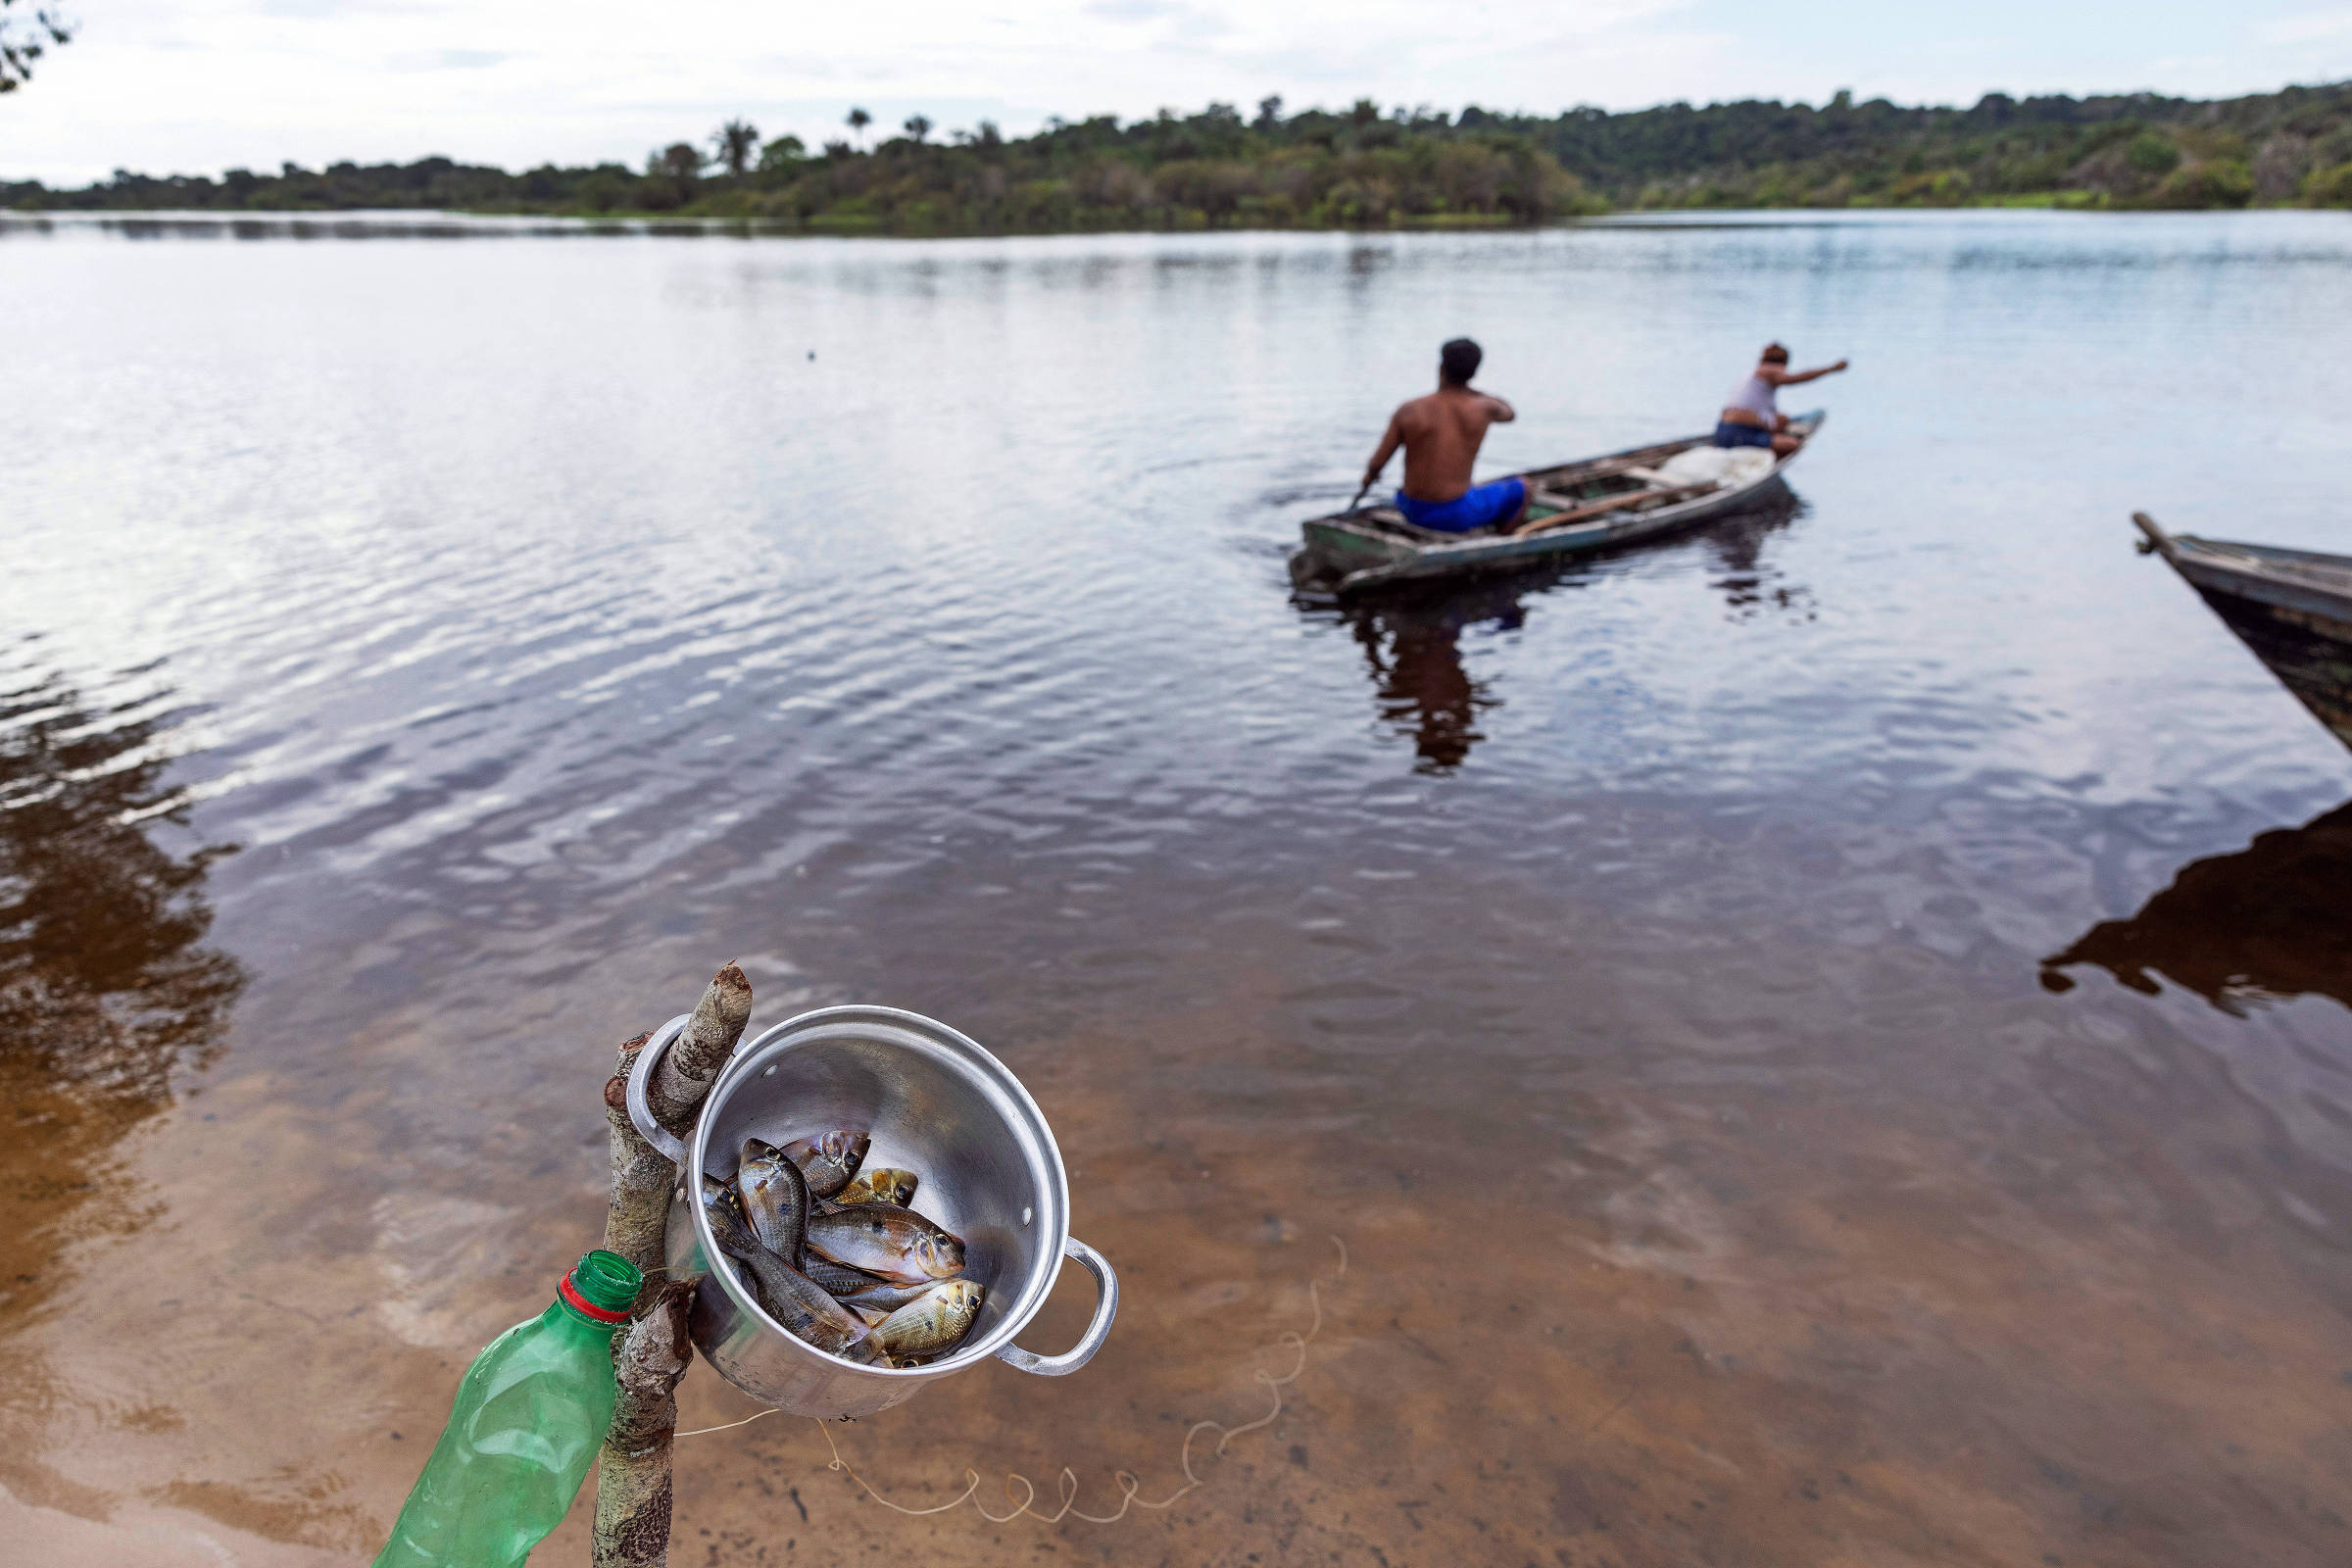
[1724,371,1777,419]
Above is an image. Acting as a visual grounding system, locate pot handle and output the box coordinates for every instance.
[623,1013,697,1167]
[995,1236,1119,1377]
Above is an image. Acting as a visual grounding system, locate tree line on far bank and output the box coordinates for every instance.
[9,81,2352,232]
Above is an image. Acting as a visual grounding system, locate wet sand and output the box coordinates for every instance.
[6,213,2352,1564]
[10,814,2352,1567]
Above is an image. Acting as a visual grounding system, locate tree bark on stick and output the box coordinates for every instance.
[649,962,754,1138]
[593,964,754,1568]
[601,1032,665,1273]
[593,1281,694,1568]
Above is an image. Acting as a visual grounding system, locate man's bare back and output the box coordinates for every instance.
[1369,385,1517,502]
[1360,338,1529,534]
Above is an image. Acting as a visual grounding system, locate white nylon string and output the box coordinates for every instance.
[677,1235,1349,1530]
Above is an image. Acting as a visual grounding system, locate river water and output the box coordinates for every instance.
[6,209,2352,1566]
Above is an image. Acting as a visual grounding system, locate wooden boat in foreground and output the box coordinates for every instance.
[1289,412,1822,598]
[2132,512,2352,753]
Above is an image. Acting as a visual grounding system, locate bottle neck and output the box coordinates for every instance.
[552,1256,639,1333]
[551,1294,632,1333]
[540,1298,627,1337]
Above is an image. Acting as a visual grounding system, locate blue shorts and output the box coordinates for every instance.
[1395,477,1527,534]
[1711,420,1775,450]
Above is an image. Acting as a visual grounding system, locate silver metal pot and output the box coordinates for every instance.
[625,1004,1117,1419]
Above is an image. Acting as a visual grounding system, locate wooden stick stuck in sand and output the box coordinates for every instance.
[593,964,755,1568]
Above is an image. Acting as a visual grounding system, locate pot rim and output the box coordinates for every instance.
[688,1003,1071,1378]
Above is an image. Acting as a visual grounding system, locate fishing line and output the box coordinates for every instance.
[675,1407,781,1438]
[802,1234,1348,1526]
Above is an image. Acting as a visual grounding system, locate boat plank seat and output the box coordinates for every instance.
[1354,506,1464,543]
[1510,481,1719,538]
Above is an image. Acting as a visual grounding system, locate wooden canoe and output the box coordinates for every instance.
[1289,412,1823,599]
[2132,512,2352,754]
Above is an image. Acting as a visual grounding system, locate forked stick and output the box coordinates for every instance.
[592,965,754,1568]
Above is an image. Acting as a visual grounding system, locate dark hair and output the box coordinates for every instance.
[1440,337,1483,384]
[1760,342,1789,364]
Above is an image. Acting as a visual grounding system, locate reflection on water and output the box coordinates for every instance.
[1704,493,1811,619]
[0,212,753,242]
[0,646,243,1323]
[2041,801,2352,1013]
[9,213,2352,1564]
[1328,494,1810,771]
[1346,592,1511,771]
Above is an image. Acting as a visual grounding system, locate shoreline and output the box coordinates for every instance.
[4,199,2346,241]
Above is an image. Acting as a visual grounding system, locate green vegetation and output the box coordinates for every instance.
[11,81,2352,230]
[0,0,71,92]
[1544,80,2352,212]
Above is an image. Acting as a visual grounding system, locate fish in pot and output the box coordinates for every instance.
[629,1004,1119,1419]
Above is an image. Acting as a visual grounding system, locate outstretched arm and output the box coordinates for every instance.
[1484,393,1517,422]
[1765,359,1849,387]
[1363,416,1402,485]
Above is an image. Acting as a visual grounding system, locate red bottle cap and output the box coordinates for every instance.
[558,1268,635,1325]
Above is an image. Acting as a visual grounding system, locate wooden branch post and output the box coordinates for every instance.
[592,964,754,1568]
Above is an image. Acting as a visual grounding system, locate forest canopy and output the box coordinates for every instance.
[9,80,2352,230]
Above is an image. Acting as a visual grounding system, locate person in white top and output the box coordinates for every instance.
[1713,343,1849,457]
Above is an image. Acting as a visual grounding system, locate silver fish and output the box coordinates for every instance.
[872,1280,985,1359]
[699,1175,760,1256]
[836,1277,953,1315]
[722,1246,882,1361]
[705,1176,881,1362]
[806,1202,965,1283]
[737,1138,809,1263]
[836,1167,918,1207]
[801,1254,883,1297]
[783,1131,870,1200]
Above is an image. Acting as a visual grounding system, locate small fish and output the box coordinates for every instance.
[835,1277,952,1315]
[806,1202,965,1283]
[720,1245,883,1360]
[698,1195,873,1355]
[801,1254,883,1297]
[737,1139,809,1264]
[872,1280,985,1359]
[836,1167,918,1207]
[699,1175,761,1257]
[784,1131,870,1199]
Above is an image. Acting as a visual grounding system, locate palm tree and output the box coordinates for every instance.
[846,107,871,150]
[904,114,932,145]
[711,119,760,179]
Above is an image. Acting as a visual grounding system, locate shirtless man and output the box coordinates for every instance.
[1714,342,1848,457]
[1360,338,1528,534]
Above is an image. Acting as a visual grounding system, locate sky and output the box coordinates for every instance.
[5,0,2352,184]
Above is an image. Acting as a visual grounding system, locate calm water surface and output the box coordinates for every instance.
[6,210,2352,1566]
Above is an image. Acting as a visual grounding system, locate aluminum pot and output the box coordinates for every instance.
[625,1004,1117,1419]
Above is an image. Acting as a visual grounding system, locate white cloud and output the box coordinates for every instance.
[2259,7,2352,43]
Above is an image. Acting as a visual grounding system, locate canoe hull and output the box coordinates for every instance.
[1291,416,1819,598]
[2133,514,2352,755]
[2182,577,2352,752]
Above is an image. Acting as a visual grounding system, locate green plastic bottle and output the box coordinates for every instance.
[372,1250,644,1568]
